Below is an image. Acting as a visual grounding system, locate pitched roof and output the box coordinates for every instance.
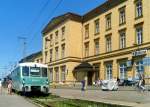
[42,0,127,35]
[83,0,127,22]
[19,51,42,63]
[42,12,82,35]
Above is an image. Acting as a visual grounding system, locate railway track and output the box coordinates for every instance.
[23,93,131,107]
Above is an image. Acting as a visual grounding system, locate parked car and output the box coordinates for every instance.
[101,79,118,91]
[119,78,139,86]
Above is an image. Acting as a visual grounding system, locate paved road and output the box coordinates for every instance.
[50,88,150,107]
[0,88,37,107]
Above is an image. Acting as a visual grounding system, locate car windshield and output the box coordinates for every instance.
[42,68,47,77]
[30,67,40,77]
[22,66,29,76]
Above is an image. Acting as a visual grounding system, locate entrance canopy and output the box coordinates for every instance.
[74,62,93,72]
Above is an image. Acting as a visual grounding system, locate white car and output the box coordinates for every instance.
[101,79,118,91]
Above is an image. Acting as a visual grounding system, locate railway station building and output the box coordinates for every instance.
[42,0,150,85]
[19,51,43,63]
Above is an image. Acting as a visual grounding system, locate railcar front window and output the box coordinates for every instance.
[42,68,47,77]
[22,66,29,76]
[30,67,40,76]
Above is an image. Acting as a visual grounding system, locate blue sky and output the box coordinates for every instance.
[0,0,106,78]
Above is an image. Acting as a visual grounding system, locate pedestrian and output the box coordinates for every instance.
[0,78,2,94]
[96,79,102,87]
[81,80,85,91]
[140,76,145,91]
[8,78,12,94]
[117,77,120,86]
[139,74,145,92]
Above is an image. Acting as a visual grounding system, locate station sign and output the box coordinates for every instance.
[132,49,147,57]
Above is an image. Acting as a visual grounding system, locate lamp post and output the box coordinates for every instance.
[18,37,27,62]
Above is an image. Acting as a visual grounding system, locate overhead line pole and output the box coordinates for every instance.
[18,36,27,62]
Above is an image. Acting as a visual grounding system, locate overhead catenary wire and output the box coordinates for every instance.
[10,0,51,63]
[18,36,27,60]
[7,0,51,77]
[12,0,63,64]
[9,38,21,66]
[28,0,64,46]
[26,0,51,37]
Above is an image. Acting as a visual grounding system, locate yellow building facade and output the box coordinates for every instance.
[42,13,83,84]
[43,0,150,85]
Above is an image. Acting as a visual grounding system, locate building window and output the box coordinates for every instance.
[119,63,127,80]
[84,42,89,57]
[50,49,53,62]
[50,34,53,46]
[61,66,66,82]
[94,19,100,34]
[61,26,65,40]
[44,52,47,63]
[106,36,112,52]
[119,31,126,49]
[45,37,48,49]
[136,26,143,45]
[105,64,112,80]
[135,60,144,78]
[119,7,126,25]
[55,47,59,60]
[49,68,53,82]
[136,60,144,72]
[135,0,143,18]
[94,39,99,55]
[106,14,111,30]
[55,31,58,43]
[61,44,65,58]
[55,67,59,82]
[85,24,89,39]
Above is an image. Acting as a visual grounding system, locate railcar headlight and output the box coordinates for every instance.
[22,78,25,85]
[46,79,49,84]
[25,86,29,91]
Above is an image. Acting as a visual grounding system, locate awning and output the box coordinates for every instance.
[74,62,93,72]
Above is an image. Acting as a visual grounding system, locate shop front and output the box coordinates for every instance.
[132,48,150,84]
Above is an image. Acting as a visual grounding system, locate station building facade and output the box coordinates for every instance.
[42,0,150,85]
[19,51,43,64]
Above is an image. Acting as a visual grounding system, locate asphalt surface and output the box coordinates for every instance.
[0,86,150,107]
[50,86,150,107]
[0,88,37,107]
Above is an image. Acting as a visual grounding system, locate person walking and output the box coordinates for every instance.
[81,80,85,91]
[139,75,145,92]
[8,78,12,94]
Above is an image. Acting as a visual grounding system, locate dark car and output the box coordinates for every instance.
[119,79,138,86]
